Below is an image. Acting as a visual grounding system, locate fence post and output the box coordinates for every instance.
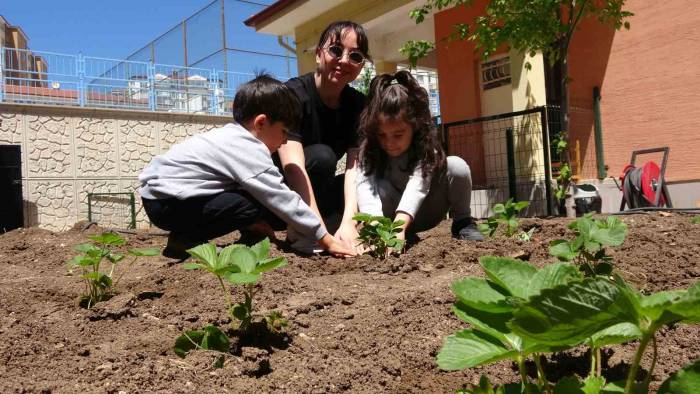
[77,53,86,107]
[148,62,156,111]
[0,47,4,102]
[87,193,93,222]
[505,127,517,201]
[210,69,219,115]
[540,107,554,216]
[593,87,606,179]
[129,193,136,229]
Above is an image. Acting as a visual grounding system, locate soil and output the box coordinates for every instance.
[1,212,698,394]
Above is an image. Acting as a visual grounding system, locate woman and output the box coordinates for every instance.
[279,21,370,252]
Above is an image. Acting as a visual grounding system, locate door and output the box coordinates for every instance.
[0,145,24,232]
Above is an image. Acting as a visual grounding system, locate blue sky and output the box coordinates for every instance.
[2,0,273,59]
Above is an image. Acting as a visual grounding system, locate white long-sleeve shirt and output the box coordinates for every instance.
[139,123,326,240]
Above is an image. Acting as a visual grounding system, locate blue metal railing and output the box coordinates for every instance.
[0,47,280,115]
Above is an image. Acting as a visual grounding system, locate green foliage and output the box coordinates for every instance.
[691,216,700,225]
[658,359,700,394]
[548,214,628,276]
[265,310,289,334]
[438,253,700,393]
[517,227,536,242]
[183,238,287,332]
[356,66,374,95]
[173,325,230,358]
[399,40,435,69]
[353,213,405,258]
[478,199,530,237]
[553,132,573,202]
[66,232,159,308]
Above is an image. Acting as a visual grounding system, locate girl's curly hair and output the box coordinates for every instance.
[358,70,445,178]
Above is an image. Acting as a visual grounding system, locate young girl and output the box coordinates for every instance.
[355,70,483,245]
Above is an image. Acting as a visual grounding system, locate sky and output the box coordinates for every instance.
[2,0,272,59]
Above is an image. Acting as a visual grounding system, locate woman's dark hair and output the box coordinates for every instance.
[358,70,445,179]
[317,21,371,61]
[233,73,301,132]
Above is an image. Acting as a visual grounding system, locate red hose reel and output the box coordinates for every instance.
[619,148,672,210]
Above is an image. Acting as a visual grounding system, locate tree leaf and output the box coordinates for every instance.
[250,238,270,260]
[480,256,537,299]
[437,329,517,371]
[509,278,640,346]
[252,256,287,274]
[128,247,160,256]
[226,272,260,285]
[658,359,700,394]
[451,277,512,313]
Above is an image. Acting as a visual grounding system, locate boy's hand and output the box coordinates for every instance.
[334,221,360,251]
[246,220,277,240]
[318,234,356,257]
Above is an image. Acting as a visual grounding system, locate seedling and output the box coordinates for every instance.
[173,325,229,368]
[439,255,700,394]
[691,216,700,224]
[183,238,287,332]
[265,311,289,334]
[517,227,536,242]
[353,213,405,258]
[549,214,628,276]
[478,199,530,237]
[66,232,159,308]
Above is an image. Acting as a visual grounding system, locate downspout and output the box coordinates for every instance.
[593,86,606,179]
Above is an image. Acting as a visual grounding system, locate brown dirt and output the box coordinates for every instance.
[1,213,699,393]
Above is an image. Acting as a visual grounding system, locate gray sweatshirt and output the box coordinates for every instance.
[356,152,431,218]
[139,123,326,240]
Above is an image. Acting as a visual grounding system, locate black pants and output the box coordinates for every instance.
[275,143,344,218]
[142,190,286,241]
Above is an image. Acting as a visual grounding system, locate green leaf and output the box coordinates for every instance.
[252,256,287,274]
[352,212,373,222]
[549,240,578,261]
[640,290,687,321]
[173,325,229,358]
[186,243,218,268]
[226,272,260,284]
[250,238,270,260]
[514,201,530,211]
[480,256,537,299]
[492,204,505,214]
[668,282,700,323]
[526,262,583,299]
[453,301,511,341]
[594,217,628,246]
[658,359,700,393]
[554,376,606,394]
[231,303,248,320]
[509,278,641,346]
[89,232,125,246]
[230,248,258,274]
[588,323,642,348]
[74,243,99,253]
[128,247,160,256]
[68,255,98,267]
[451,278,512,313]
[217,244,246,271]
[437,329,517,371]
[105,253,125,264]
[182,262,203,270]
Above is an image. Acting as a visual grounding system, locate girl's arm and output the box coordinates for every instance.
[394,211,413,242]
[335,148,361,249]
[277,141,325,223]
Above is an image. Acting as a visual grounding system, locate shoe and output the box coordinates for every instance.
[286,227,323,255]
[162,232,206,260]
[237,229,267,246]
[451,218,484,241]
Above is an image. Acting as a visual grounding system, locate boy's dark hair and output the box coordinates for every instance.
[317,21,371,61]
[358,70,445,179]
[233,74,301,132]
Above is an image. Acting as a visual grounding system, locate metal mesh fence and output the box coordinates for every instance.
[443,107,554,218]
[87,192,136,230]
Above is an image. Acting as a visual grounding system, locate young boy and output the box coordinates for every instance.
[139,74,355,259]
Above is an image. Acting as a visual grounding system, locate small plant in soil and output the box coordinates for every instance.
[182,238,287,332]
[173,325,230,367]
[66,232,159,308]
[439,256,700,394]
[691,216,700,224]
[353,213,405,258]
[548,214,628,276]
[478,199,530,237]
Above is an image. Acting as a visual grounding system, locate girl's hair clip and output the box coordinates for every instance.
[389,78,399,85]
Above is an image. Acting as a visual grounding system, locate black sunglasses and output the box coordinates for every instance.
[325,45,365,65]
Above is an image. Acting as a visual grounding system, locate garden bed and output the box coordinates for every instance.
[1,213,698,393]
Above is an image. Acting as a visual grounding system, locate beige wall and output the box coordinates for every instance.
[0,103,229,231]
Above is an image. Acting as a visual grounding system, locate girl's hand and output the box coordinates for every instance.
[318,234,357,257]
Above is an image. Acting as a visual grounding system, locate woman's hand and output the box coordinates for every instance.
[318,233,357,257]
[335,220,361,251]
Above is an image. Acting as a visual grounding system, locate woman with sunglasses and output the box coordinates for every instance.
[279,21,370,253]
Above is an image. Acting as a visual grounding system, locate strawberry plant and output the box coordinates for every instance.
[438,255,700,394]
[549,214,628,276]
[478,199,530,237]
[353,213,405,258]
[174,325,230,367]
[66,232,159,308]
[182,238,287,332]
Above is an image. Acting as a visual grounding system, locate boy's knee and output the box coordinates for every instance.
[305,144,337,175]
[447,156,471,180]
